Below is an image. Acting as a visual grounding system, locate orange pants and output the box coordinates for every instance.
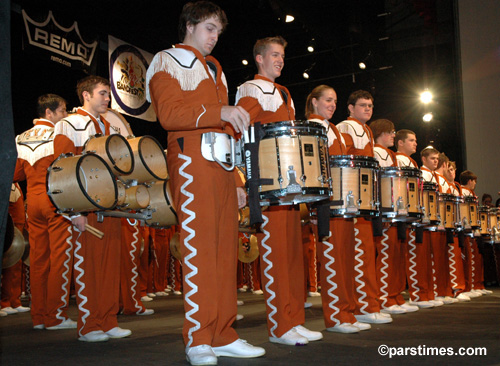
[429,231,451,297]
[376,226,406,308]
[470,237,485,290]
[168,134,239,348]
[302,222,318,294]
[73,214,121,337]
[407,230,434,301]
[353,218,380,315]
[462,236,473,292]
[449,237,466,294]
[317,218,357,326]
[257,206,305,338]
[152,227,175,292]
[119,218,147,315]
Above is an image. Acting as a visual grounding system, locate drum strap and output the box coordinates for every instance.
[372,216,383,237]
[415,226,423,243]
[476,236,485,254]
[244,122,273,226]
[457,231,465,248]
[396,222,407,241]
[446,229,454,244]
[316,202,330,240]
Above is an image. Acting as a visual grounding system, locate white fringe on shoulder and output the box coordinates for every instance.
[146,51,208,102]
[236,82,283,112]
[54,115,96,149]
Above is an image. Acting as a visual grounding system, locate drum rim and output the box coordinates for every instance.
[329,154,379,168]
[138,136,169,181]
[105,134,135,175]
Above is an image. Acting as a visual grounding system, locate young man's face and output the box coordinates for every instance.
[377,130,395,148]
[84,83,110,116]
[256,43,285,82]
[46,102,68,123]
[422,152,439,170]
[398,133,417,155]
[348,98,373,124]
[185,16,223,57]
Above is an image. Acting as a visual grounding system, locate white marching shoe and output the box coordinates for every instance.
[326,323,360,333]
[212,339,265,358]
[186,345,217,366]
[355,313,393,324]
[269,328,308,346]
[381,305,406,315]
[293,325,323,341]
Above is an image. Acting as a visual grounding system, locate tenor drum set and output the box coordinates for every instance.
[46,109,178,233]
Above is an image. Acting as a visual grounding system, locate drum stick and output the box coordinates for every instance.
[85,224,105,239]
[250,125,255,143]
[244,129,250,144]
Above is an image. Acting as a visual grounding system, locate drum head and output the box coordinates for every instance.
[102,108,134,138]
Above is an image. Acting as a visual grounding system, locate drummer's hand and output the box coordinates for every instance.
[221,106,250,134]
[236,187,247,209]
[72,215,88,232]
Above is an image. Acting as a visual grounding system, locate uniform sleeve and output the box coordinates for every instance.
[236,95,266,123]
[13,159,26,183]
[148,72,223,131]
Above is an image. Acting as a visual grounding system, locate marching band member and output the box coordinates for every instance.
[336,90,392,325]
[146,2,265,364]
[306,85,371,333]
[13,94,74,329]
[53,76,130,342]
[370,120,411,315]
[460,170,492,295]
[236,36,323,346]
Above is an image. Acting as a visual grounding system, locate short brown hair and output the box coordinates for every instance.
[395,129,415,148]
[178,1,228,42]
[459,170,477,185]
[420,147,439,159]
[305,85,335,119]
[76,76,110,105]
[253,36,287,64]
[36,94,66,118]
[369,119,394,141]
[437,152,449,169]
[347,90,373,107]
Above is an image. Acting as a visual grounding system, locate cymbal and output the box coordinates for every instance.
[169,232,182,261]
[238,235,259,263]
[3,226,25,269]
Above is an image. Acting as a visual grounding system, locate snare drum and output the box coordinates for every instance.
[458,197,471,231]
[145,180,178,228]
[47,153,117,213]
[479,206,491,236]
[421,182,439,225]
[465,196,479,229]
[379,167,422,222]
[123,136,168,183]
[258,120,330,205]
[330,155,379,217]
[438,193,457,230]
[83,134,134,176]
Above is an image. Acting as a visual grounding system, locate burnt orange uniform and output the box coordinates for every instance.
[53,108,122,337]
[146,45,239,348]
[374,145,407,309]
[336,118,381,316]
[14,119,73,328]
[236,75,305,338]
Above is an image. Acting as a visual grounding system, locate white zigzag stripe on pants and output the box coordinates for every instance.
[378,228,390,308]
[56,225,73,322]
[322,232,340,325]
[73,232,89,337]
[178,154,199,348]
[353,218,369,314]
[260,213,278,337]
[407,231,419,301]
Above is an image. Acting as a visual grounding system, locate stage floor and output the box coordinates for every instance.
[1,288,499,365]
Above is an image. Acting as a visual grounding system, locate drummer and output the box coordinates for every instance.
[370,120,415,315]
[460,170,492,295]
[236,36,323,346]
[53,75,130,342]
[305,85,370,333]
[336,91,392,325]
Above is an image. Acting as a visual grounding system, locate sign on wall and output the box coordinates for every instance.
[22,9,98,73]
[108,36,156,122]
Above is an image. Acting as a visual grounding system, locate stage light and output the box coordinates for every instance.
[307,46,314,53]
[303,72,310,79]
[242,59,248,65]
[420,90,433,104]
[359,62,366,70]
[285,15,294,23]
[423,112,433,122]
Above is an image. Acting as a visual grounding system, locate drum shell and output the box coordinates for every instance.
[47,154,117,213]
[479,206,490,236]
[145,180,178,228]
[102,108,134,138]
[257,121,330,205]
[123,136,168,183]
[466,196,479,228]
[329,155,378,217]
[118,184,150,210]
[379,167,422,222]
[83,134,134,176]
[422,182,439,225]
[438,193,456,230]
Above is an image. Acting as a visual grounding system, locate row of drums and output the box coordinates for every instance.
[46,110,177,228]
[246,120,499,242]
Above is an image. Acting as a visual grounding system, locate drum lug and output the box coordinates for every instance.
[345,191,358,213]
[396,197,408,216]
[286,166,302,194]
[50,189,63,194]
[48,166,63,172]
